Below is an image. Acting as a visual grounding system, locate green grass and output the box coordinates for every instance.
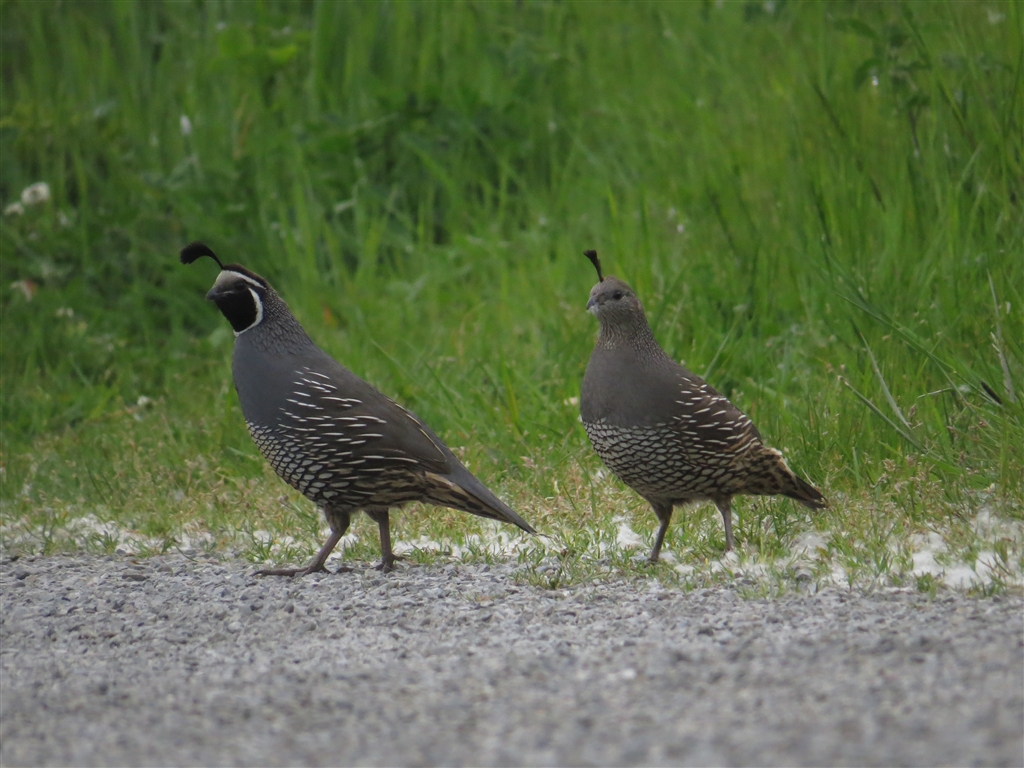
[1,1,1021,594]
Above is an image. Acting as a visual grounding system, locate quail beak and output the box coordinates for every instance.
[205,271,232,302]
[586,296,599,314]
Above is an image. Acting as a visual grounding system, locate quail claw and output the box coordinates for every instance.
[375,553,407,573]
[253,563,327,578]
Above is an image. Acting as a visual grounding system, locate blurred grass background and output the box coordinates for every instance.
[1,1,1021,589]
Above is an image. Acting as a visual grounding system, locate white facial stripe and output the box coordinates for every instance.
[214,269,265,291]
[234,287,264,336]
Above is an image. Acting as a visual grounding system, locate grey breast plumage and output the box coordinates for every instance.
[579,253,825,560]
[581,335,763,502]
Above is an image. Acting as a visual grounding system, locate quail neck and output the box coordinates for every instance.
[206,267,315,356]
[581,276,681,428]
[206,267,323,427]
[586,276,667,356]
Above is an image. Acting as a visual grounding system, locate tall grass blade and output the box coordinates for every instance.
[989,272,1016,404]
[854,324,914,431]
[839,376,925,452]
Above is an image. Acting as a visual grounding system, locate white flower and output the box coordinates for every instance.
[10,280,38,301]
[21,182,50,206]
[180,114,193,136]
[4,202,24,216]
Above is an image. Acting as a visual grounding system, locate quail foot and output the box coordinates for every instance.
[181,242,534,575]
[579,250,826,562]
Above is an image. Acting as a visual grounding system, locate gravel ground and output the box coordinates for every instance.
[1,553,1022,767]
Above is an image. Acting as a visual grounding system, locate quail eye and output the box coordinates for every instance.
[612,290,624,300]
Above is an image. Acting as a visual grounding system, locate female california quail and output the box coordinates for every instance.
[579,250,826,561]
[181,242,534,575]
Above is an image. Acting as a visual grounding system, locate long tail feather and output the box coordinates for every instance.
[425,470,536,534]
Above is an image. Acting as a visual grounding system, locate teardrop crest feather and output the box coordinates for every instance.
[180,241,269,288]
[584,249,604,282]
[180,241,224,268]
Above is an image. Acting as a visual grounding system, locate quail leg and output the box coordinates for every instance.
[255,508,352,577]
[714,497,734,552]
[365,509,405,572]
[648,501,674,563]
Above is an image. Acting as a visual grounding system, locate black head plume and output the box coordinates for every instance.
[180,242,225,269]
[584,249,604,282]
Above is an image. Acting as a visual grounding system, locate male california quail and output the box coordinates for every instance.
[579,250,826,561]
[181,242,534,575]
